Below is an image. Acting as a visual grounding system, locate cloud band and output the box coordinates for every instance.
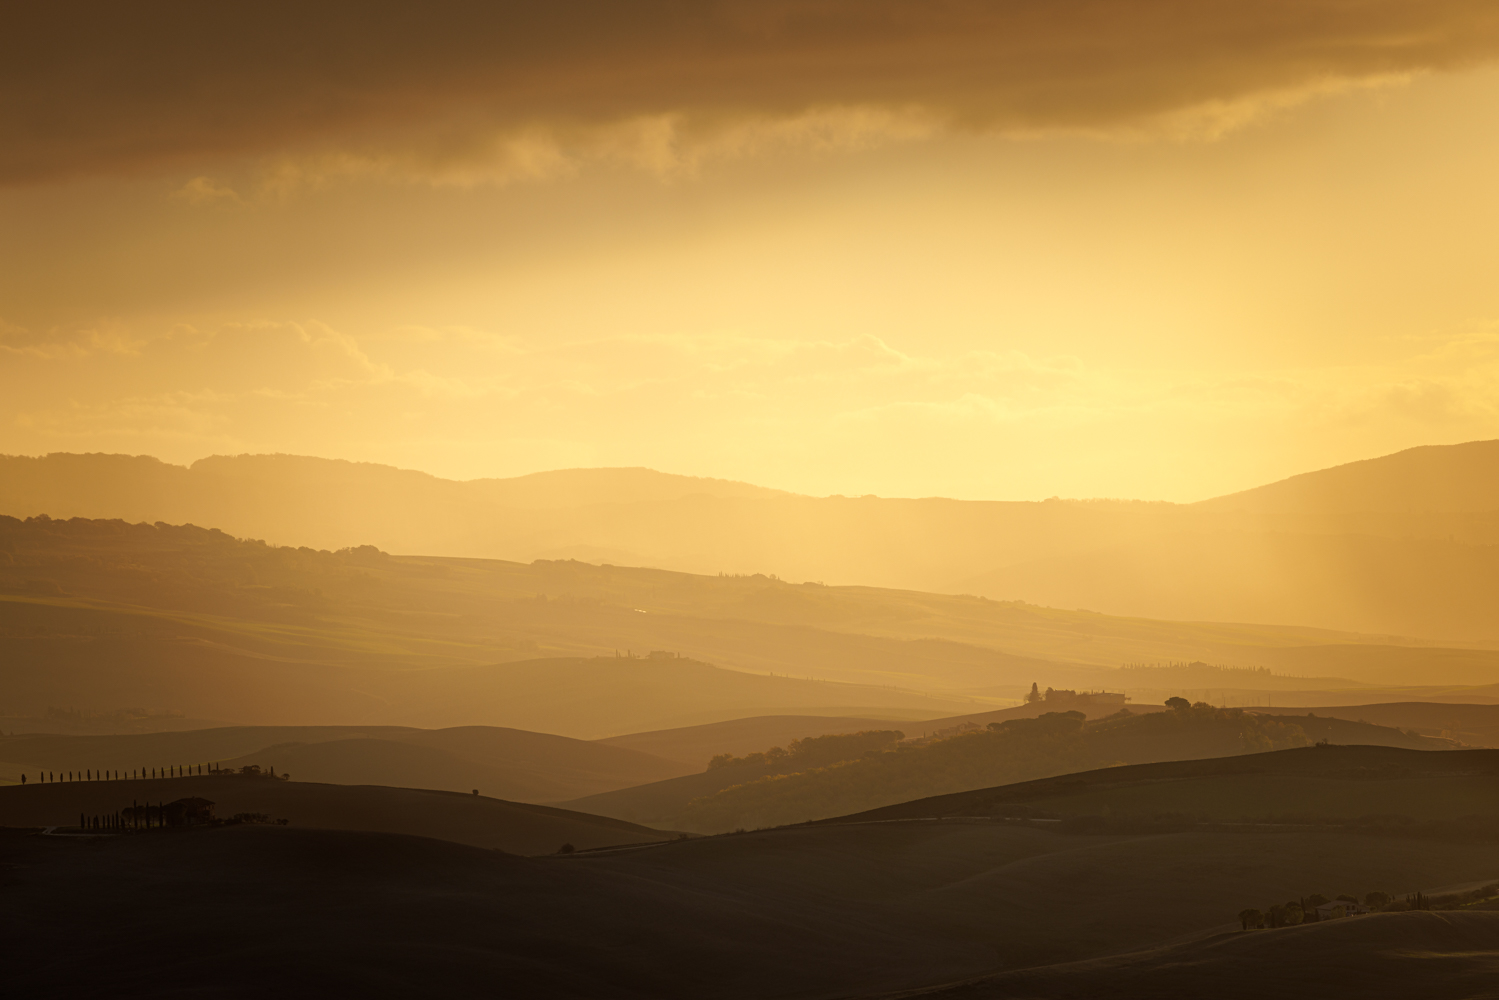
[6,1,1499,184]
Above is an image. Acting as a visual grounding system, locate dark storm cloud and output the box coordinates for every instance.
[5,0,1499,184]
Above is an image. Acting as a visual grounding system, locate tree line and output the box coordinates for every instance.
[20,764,288,784]
[70,797,288,831]
[1238,884,1498,928]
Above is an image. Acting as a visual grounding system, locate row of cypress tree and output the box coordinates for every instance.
[24,764,221,784]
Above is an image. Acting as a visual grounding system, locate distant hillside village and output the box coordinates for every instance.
[1023,684,1127,709]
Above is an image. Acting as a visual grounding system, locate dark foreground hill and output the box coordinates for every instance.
[883,912,1499,1000]
[0,724,693,800]
[0,777,669,854]
[2,814,1496,998]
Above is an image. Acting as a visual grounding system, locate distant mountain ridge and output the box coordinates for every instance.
[0,453,789,547]
[1195,440,1499,514]
[3,441,1499,638]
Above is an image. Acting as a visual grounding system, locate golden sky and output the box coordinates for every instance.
[3,1,1499,501]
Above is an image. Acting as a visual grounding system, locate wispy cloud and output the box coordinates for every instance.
[171,176,242,206]
[0,319,146,360]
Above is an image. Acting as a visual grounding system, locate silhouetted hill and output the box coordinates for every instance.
[7,514,1499,733]
[837,744,1498,825]
[0,724,693,799]
[596,714,905,766]
[591,707,1454,833]
[0,776,671,854]
[592,700,1165,770]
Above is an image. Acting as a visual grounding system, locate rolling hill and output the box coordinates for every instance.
[6,513,1499,735]
[4,806,1496,997]
[589,694,1499,774]
[1273,701,1499,748]
[838,743,1499,826]
[5,441,1499,638]
[0,776,671,854]
[0,724,694,800]
[592,699,1167,769]
[596,714,913,767]
[566,707,1456,832]
[891,911,1499,1000]
[1196,439,1499,516]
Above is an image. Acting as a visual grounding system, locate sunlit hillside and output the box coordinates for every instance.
[11,4,1499,997]
[7,514,1499,735]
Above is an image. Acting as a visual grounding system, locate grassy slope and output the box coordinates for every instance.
[3,818,1496,998]
[0,776,670,854]
[892,912,1499,1000]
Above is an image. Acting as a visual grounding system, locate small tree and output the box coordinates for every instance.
[1238,908,1262,930]
[1166,697,1190,711]
[557,842,576,855]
